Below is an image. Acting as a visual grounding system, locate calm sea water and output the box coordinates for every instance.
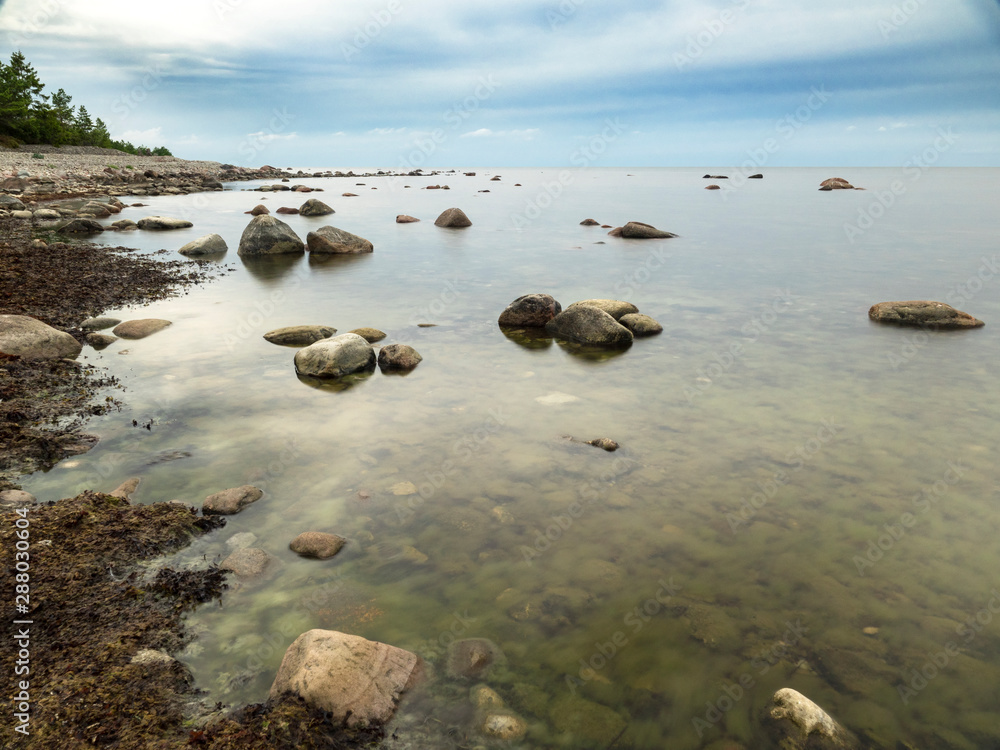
[21,167,1000,748]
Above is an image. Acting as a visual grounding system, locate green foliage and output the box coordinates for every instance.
[32,152,43,159]
[0,51,173,156]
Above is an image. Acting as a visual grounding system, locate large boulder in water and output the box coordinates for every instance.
[137,216,193,230]
[306,226,373,254]
[763,688,859,750]
[620,221,677,239]
[178,233,227,256]
[269,629,421,727]
[238,214,304,256]
[868,301,984,330]
[545,306,633,347]
[299,198,335,217]
[294,333,376,378]
[498,294,562,327]
[434,207,472,228]
[0,314,82,359]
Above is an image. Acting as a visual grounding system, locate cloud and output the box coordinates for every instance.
[244,131,297,143]
[461,128,539,139]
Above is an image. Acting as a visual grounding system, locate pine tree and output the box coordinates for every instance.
[0,51,48,141]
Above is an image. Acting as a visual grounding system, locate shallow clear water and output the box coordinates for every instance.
[21,167,1000,748]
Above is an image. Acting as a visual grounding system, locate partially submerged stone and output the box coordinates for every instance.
[263,325,336,346]
[306,225,373,254]
[498,293,562,327]
[868,300,984,330]
[137,216,193,230]
[434,207,472,228]
[377,343,422,371]
[178,233,228,256]
[618,312,663,336]
[112,319,172,339]
[349,327,387,343]
[764,688,859,750]
[546,306,633,347]
[203,485,264,515]
[567,299,638,321]
[0,314,82,359]
[238,214,305,256]
[294,333,376,378]
[620,221,677,239]
[289,531,347,559]
[299,198,335,216]
[221,547,276,580]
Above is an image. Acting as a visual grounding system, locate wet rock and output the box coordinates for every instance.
[85,332,117,349]
[0,489,36,511]
[203,485,264,515]
[868,300,984,329]
[705,184,721,190]
[434,207,472,228]
[0,314,82,359]
[263,325,336,346]
[764,688,859,749]
[549,695,627,746]
[607,226,623,237]
[58,218,104,234]
[498,293,562,327]
[306,225,373,254]
[275,207,299,214]
[568,299,639,321]
[0,195,26,211]
[378,343,422,371]
[587,438,619,451]
[395,214,420,223]
[178,233,228,256]
[81,316,121,331]
[749,173,763,178]
[33,208,62,220]
[447,638,505,679]
[226,531,258,551]
[580,218,601,226]
[109,477,141,499]
[481,713,528,741]
[137,216,193,230]
[237,214,305,256]
[294,333,376,378]
[111,219,137,231]
[247,204,270,215]
[112,318,172,339]
[349,327,387,343]
[221,547,276,580]
[620,220,677,239]
[618,312,663,336]
[471,684,505,709]
[269,629,421,727]
[299,198,335,216]
[289,531,347,559]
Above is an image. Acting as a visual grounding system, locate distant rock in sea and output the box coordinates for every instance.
[868,301,984,330]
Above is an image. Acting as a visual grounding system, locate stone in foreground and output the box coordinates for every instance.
[0,314,82,359]
[263,325,336,346]
[764,688,859,750]
[868,301,984,330]
[178,233,228,256]
[221,547,275,580]
[306,225,373,254]
[203,485,264,515]
[269,629,421,727]
[289,531,347,559]
[294,333,376,378]
[137,216,193,230]
[237,214,305,256]
[112,319,172,339]
[568,299,639,321]
[546,306,633,347]
[377,344,422,371]
[620,221,677,239]
[498,293,562,327]
[434,207,472,228]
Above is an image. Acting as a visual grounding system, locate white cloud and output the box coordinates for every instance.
[120,126,163,143]
[245,131,297,142]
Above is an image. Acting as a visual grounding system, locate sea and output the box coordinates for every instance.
[19,167,1000,749]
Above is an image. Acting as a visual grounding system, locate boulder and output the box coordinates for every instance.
[498,294,562,327]
[58,218,104,234]
[269,629,421,727]
[396,214,420,223]
[434,207,472,228]
[238,214,305,256]
[203,485,264,515]
[247,204,270,215]
[289,532,347,559]
[377,344,422,371]
[220,547,275,580]
[580,218,601,226]
[306,226,373,254]
[620,221,677,239]
[868,301,984,330]
[294,333,376,378]
[764,688,859,750]
[111,219,137,231]
[705,184,721,190]
[263,325,336,346]
[81,316,121,331]
[178,233,228,256]
[276,207,299,214]
[85,332,117,349]
[0,314,82,359]
[618,312,663,336]
[0,489,37,511]
[299,198,335,217]
[137,216,193,230]
[349,327,387,343]
[749,173,764,179]
[0,195,26,211]
[112,319,172,339]
[447,638,504,679]
[567,299,638,321]
[545,306,633,347]
[606,227,623,237]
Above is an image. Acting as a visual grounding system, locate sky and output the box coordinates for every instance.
[1,0,998,167]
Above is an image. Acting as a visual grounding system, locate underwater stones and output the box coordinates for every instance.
[178,233,228,256]
[203,485,264,515]
[471,684,505,709]
[109,477,141,499]
[868,300,984,330]
[549,696,628,747]
[395,214,420,223]
[545,306,633,347]
[481,713,528,741]
[293,333,376,378]
[306,225,373,254]
[434,207,472,228]
[377,343,422,371]
[299,198,335,216]
[220,547,276,580]
[618,312,663,336]
[0,314,82,359]
[764,688,859,750]
[567,299,639,321]
[237,214,305,256]
[0,489,36,511]
[349,327,387,343]
[137,215,193,230]
[620,220,677,239]
[446,638,504,679]
[269,629,421,727]
[112,318,172,339]
[289,531,347,559]
[498,293,562,327]
[80,316,121,331]
[263,325,336,346]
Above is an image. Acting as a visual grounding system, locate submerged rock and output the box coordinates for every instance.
[618,312,663,336]
[764,688,859,749]
[480,713,528,741]
[85,332,117,349]
[238,214,305,256]
[112,319,172,339]
[289,532,347,559]
[221,547,276,580]
[587,438,619,452]
[498,293,562,327]
[269,629,421,727]
[377,343,422,371]
[447,638,505,679]
[546,306,633,347]
[294,333,376,378]
[0,314,82,359]
[203,485,264,515]
[620,221,677,239]
[434,207,472,228]
[868,300,984,330]
[306,225,373,254]
[263,325,336,346]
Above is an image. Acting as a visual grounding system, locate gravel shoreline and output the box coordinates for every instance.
[1,145,225,181]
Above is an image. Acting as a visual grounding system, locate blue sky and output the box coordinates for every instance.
[1,0,998,167]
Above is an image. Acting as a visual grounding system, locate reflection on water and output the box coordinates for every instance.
[20,168,1000,749]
